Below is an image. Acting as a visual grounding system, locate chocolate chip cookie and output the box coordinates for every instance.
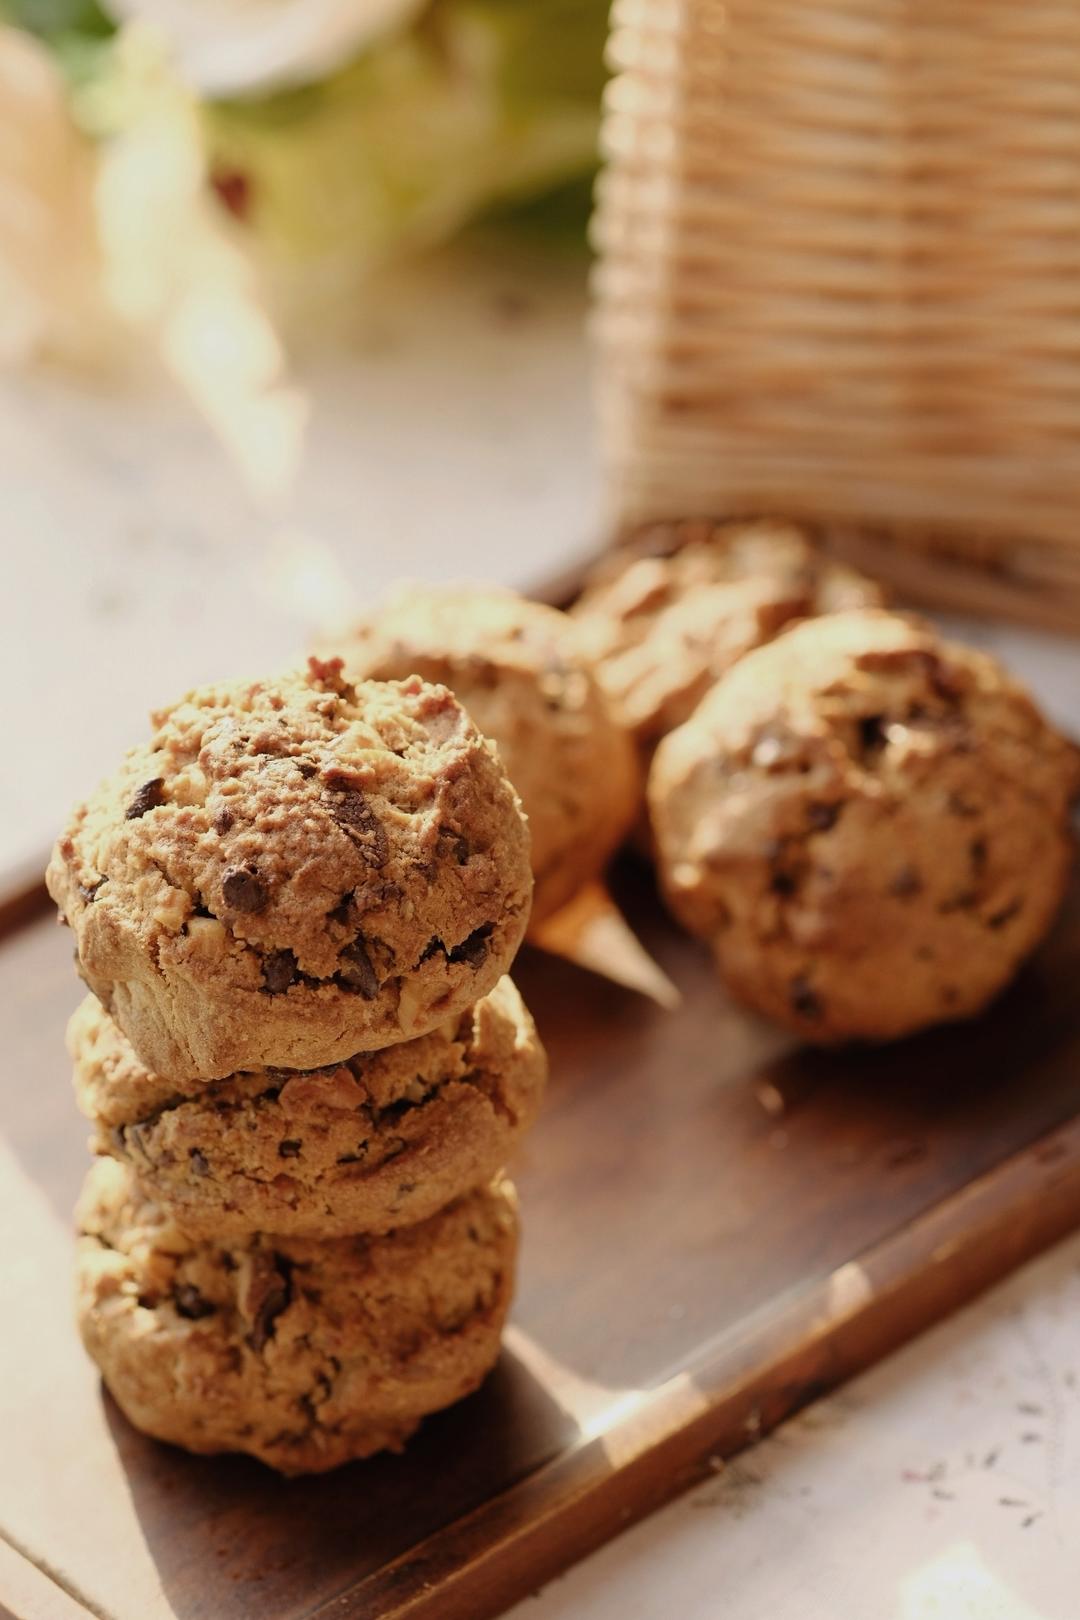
[649,609,1079,1042]
[76,1159,518,1473]
[48,659,532,1081]
[71,976,546,1238]
[315,587,640,923]
[573,520,884,757]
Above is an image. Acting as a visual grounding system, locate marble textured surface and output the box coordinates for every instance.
[512,1231,1080,1620]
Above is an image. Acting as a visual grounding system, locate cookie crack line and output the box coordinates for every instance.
[112,1060,512,1180]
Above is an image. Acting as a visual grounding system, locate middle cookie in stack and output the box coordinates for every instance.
[70,976,544,1238]
[52,658,545,1471]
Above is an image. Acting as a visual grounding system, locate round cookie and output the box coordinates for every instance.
[314,586,639,925]
[48,659,532,1081]
[75,1159,518,1474]
[71,976,546,1238]
[572,519,885,755]
[649,609,1078,1043]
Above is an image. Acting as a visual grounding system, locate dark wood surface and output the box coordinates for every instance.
[4,860,1080,1620]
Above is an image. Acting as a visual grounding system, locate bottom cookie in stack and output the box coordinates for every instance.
[76,1159,519,1475]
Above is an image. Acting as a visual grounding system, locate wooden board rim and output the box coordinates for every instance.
[305,1113,1080,1620]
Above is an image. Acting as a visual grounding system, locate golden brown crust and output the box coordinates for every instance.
[314,587,640,925]
[47,661,532,1080]
[71,977,546,1238]
[649,609,1079,1043]
[573,520,885,753]
[75,1160,518,1474]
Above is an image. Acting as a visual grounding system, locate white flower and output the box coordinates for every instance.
[99,0,425,96]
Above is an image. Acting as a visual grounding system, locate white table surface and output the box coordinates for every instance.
[4,240,1080,1620]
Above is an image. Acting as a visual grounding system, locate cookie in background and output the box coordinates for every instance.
[649,608,1079,1044]
[313,584,641,929]
[572,519,885,768]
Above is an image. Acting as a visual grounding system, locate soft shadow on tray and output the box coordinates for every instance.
[508,859,1080,1389]
[101,1345,580,1620]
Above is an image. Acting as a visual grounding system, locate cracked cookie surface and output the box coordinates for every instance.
[572,520,884,758]
[71,976,546,1238]
[75,1159,518,1474]
[649,609,1079,1042]
[314,587,640,924]
[48,660,532,1081]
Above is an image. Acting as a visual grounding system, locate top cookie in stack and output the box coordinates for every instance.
[48,658,532,1081]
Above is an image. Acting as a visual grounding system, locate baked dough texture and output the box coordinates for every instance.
[314,586,640,924]
[71,976,546,1238]
[573,520,884,754]
[75,1159,519,1474]
[48,659,532,1081]
[649,609,1078,1042]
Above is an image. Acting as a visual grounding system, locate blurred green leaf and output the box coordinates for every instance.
[3,0,113,40]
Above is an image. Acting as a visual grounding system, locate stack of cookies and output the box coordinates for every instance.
[47,659,546,1474]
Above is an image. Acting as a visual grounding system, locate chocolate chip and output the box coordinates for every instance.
[890,866,923,898]
[262,949,298,994]
[339,937,379,998]
[939,890,977,914]
[189,1148,210,1176]
[213,808,234,834]
[448,923,494,967]
[222,864,269,913]
[125,778,165,819]
[296,761,317,779]
[324,782,389,865]
[438,826,472,865]
[246,1253,292,1352]
[328,892,355,927]
[856,716,887,760]
[947,792,979,819]
[807,802,840,832]
[789,976,823,1020]
[278,1139,302,1158]
[174,1283,216,1320]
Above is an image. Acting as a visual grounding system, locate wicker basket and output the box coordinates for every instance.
[591,0,1080,630]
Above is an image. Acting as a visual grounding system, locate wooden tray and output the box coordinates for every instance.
[4,859,1080,1620]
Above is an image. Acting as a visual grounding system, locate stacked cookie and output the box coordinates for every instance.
[48,659,545,1473]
